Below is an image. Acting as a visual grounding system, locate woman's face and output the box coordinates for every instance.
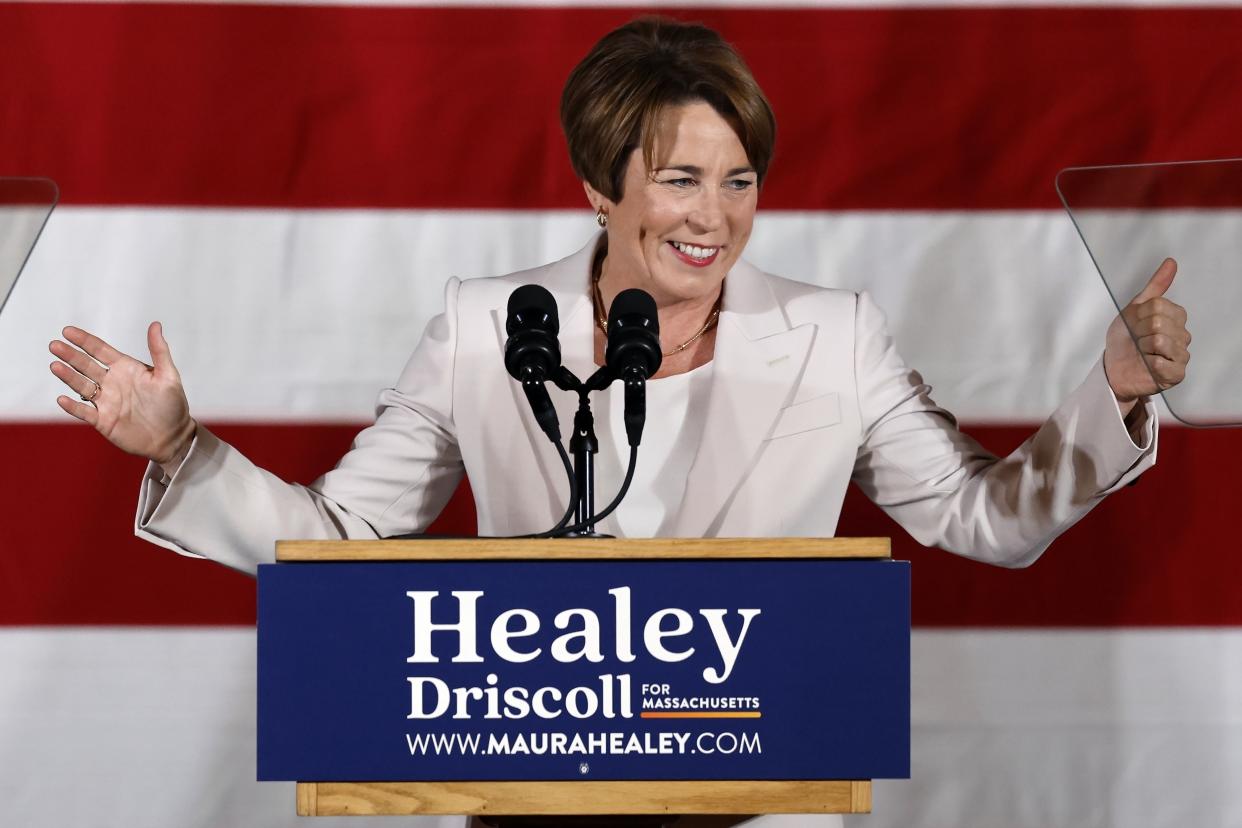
[590,100,759,307]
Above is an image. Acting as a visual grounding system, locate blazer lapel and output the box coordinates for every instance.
[486,241,812,537]
[672,261,814,537]
[490,241,598,520]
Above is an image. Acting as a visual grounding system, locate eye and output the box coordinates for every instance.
[725,178,756,192]
[660,177,696,188]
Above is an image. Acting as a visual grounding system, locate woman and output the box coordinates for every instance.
[49,18,1189,826]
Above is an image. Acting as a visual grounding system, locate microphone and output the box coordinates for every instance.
[604,288,662,446]
[504,284,562,442]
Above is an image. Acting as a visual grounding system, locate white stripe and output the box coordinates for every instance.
[881,630,1242,827]
[4,207,1234,422]
[2,628,1237,827]
[0,628,465,828]
[0,205,54,317]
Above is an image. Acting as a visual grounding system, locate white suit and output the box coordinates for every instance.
[137,237,1156,572]
[135,238,1156,828]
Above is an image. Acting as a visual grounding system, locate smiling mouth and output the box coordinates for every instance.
[668,240,720,266]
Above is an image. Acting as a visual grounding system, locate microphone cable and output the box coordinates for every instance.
[537,438,580,537]
[539,443,637,538]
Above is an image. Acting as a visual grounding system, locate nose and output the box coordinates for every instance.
[686,187,724,234]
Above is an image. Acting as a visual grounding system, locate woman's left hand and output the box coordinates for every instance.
[1104,257,1191,409]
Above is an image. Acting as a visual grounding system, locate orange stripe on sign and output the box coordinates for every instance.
[640,712,763,719]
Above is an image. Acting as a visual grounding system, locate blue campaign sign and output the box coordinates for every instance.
[257,557,909,782]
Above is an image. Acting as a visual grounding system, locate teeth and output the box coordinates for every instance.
[672,241,717,260]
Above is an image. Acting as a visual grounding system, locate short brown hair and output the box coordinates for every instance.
[561,17,777,202]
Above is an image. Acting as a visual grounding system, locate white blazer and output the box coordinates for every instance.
[137,238,1156,575]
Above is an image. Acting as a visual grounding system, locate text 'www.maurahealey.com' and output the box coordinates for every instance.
[406,731,763,757]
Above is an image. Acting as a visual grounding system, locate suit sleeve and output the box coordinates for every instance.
[133,278,466,575]
[850,290,1156,568]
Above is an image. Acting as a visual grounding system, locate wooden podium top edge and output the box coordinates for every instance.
[298,778,873,815]
[275,537,891,562]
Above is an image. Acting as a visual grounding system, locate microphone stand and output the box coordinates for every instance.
[553,366,614,538]
[569,397,601,535]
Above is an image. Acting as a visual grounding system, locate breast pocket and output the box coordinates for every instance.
[767,392,842,440]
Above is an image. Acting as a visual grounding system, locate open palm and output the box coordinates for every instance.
[50,322,195,467]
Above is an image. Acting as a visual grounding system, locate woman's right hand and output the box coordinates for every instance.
[50,322,196,473]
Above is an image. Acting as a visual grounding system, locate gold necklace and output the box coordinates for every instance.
[591,274,721,358]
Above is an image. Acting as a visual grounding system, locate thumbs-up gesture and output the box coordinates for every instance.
[1103,258,1192,405]
[50,322,197,468]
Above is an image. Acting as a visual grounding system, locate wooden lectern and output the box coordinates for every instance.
[261,537,908,823]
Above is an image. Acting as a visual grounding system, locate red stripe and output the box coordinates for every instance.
[1,422,1237,627]
[4,4,1242,209]
[1057,161,1242,209]
[841,428,1242,628]
[0,177,58,206]
[0,423,475,627]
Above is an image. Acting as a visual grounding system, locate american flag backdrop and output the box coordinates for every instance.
[2,2,1241,826]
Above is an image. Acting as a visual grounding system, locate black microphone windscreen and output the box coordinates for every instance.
[607,288,659,334]
[605,288,662,380]
[507,284,559,335]
[504,284,563,384]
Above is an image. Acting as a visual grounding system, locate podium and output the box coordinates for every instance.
[258,538,909,821]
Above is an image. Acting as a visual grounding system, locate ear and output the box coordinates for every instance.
[582,179,613,215]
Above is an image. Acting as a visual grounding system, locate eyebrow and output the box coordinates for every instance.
[656,165,757,177]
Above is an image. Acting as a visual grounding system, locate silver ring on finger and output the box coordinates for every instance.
[80,381,101,403]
